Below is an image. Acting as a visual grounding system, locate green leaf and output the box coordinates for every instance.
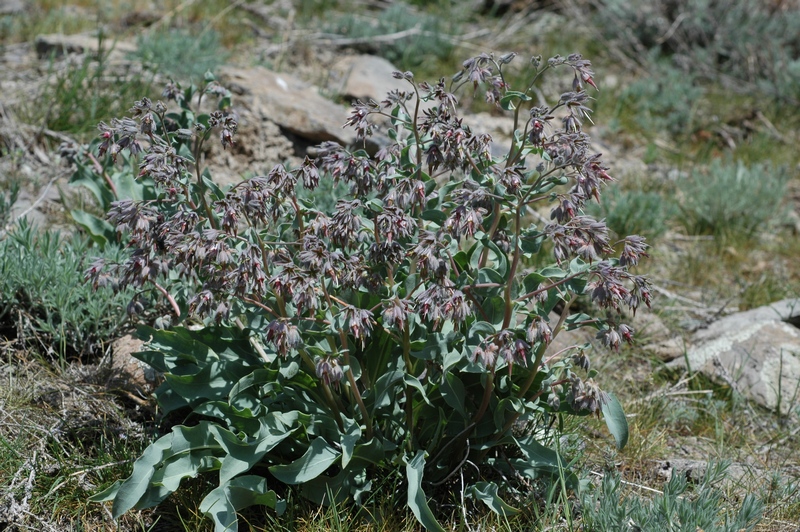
[510,435,580,488]
[202,168,226,200]
[440,373,467,418]
[269,438,341,484]
[522,272,547,294]
[404,452,445,532]
[601,392,629,450]
[109,432,175,518]
[369,370,404,413]
[513,435,561,476]
[113,170,150,201]
[520,231,544,255]
[89,480,123,503]
[341,418,361,469]
[70,210,115,248]
[421,209,447,226]
[468,321,495,343]
[151,452,217,493]
[210,414,296,483]
[403,374,432,406]
[468,481,520,516]
[538,265,567,279]
[499,91,532,111]
[69,162,114,207]
[410,331,449,362]
[199,475,285,532]
[476,267,505,286]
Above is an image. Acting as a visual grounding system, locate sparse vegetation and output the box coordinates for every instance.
[324,3,456,71]
[134,28,229,82]
[0,221,132,362]
[25,35,154,139]
[676,160,790,241]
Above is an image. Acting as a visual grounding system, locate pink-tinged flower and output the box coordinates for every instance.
[597,327,621,351]
[527,316,552,345]
[472,342,498,369]
[266,320,301,356]
[619,236,649,267]
[316,356,344,388]
[618,324,634,345]
[382,298,410,330]
[343,306,375,346]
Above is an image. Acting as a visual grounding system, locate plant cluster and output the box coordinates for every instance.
[86,52,652,530]
[581,462,763,531]
[587,184,675,243]
[677,159,789,241]
[26,33,154,139]
[614,57,705,138]
[587,0,800,102]
[0,181,19,228]
[0,221,132,361]
[134,28,229,83]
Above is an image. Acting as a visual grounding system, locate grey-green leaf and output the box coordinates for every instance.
[468,481,519,516]
[269,438,340,484]
[199,475,285,532]
[404,452,445,532]
[70,209,114,248]
[601,392,629,450]
[109,433,175,518]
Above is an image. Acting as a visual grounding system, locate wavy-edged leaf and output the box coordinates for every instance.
[199,475,285,532]
[89,480,123,503]
[211,414,296,483]
[468,481,519,516]
[108,432,175,518]
[70,210,114,248]
[269,437,340,484]
[440,373,467,418]
[341,418,361,469]
[404,452,445,532]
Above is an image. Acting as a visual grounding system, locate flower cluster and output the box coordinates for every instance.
[86,52,650,459]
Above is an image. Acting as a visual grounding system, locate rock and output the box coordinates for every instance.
[632,312,686,362]
[220,65,356,147]
[329,54,436,141]
[110,334,160,392]
[0,0,24,15]
[669,299,800,414]
[655,459,757,489]
[206,114,297,187]
[332,55,405,104]
[643,336,685,362]
[34,33,136,61]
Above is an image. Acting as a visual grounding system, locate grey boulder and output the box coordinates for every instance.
[669,299,800,414]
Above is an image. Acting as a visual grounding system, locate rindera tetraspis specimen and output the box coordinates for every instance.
[87,55,650,531]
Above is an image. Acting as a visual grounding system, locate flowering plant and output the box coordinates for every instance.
[89,54,649,530]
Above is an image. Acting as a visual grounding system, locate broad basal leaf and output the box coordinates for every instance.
[404,452,445,532]
[199,475,285,532]
[269,437,340,484]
